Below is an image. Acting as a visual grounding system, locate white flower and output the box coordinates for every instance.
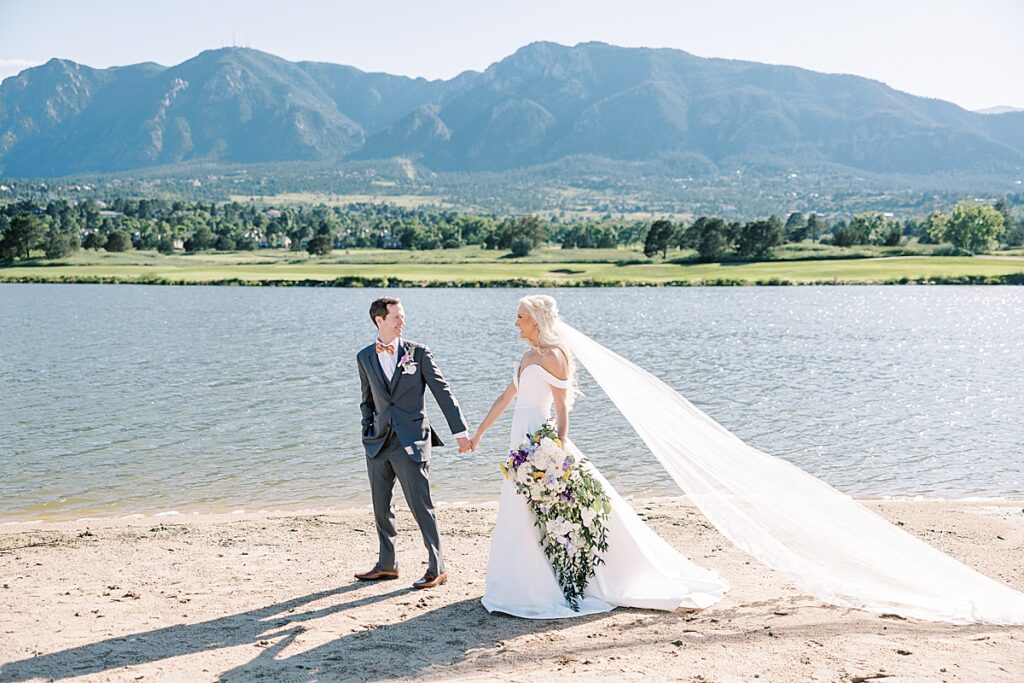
[581,507,597,528]
[532,447,551,470]
[546,461,564,479]
[553,518,575,536]
[515,466,532,485]
[546,519,572,545]
[402,362,417,375]
[538,437,560,459]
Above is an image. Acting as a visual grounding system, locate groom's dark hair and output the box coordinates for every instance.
[370,296,401,327]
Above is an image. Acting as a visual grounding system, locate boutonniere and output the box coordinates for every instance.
[398,343,418,375]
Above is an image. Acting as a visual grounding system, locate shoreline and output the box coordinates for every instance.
[4,493,1023,530]
[3,273,1024,287]
[2,496,1022,681]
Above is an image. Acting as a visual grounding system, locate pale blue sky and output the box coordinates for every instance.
[1,0,1021,110]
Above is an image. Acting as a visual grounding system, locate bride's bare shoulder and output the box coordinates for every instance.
[538,347,568,380]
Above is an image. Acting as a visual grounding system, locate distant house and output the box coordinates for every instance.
[172,239,184,251]
[98,210,123,218]
[243,230,267,248]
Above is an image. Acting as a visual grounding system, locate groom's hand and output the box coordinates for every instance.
[457,436,472,454]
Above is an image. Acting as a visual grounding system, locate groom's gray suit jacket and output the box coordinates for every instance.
[357,340,467,462]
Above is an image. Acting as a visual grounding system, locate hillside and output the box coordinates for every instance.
[1,42,1022,180]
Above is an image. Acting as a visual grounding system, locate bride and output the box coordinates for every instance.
[469,295,728,619]
[469,295,1024,625]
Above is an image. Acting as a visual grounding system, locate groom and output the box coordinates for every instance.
[355,296,471,589]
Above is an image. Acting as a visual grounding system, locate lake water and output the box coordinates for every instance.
[1,283,1022,523]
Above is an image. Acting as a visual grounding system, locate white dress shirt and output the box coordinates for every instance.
[376,336,401,381]
[375,337,467,446]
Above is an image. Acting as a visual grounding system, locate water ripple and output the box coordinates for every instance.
[1,284,1023,521]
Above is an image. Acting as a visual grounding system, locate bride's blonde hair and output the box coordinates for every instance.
[518,294,579,409]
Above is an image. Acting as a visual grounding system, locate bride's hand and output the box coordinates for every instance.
[469,433,482,452]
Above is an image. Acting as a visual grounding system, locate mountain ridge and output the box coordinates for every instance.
[1,42,1021,179]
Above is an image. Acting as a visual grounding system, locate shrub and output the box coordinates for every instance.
[510,235,533,257]
[104,230,132,252]
[83,232,107,250]
[307,235,333,256]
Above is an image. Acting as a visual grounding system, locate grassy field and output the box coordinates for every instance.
[2,246,1023,286]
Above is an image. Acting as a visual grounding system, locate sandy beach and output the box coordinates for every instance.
[1,497,1023,682]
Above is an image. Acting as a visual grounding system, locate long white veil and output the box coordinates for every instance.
[556,321,1024,625]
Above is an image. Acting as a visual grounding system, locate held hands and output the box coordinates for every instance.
[456,431,483,454]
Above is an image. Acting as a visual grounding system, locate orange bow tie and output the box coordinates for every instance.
[376,342,395,355]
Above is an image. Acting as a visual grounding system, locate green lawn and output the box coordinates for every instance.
[2,248,1023,286]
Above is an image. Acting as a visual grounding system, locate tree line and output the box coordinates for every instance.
[0,199,557,260]
[641,201,1020,261]
[0,196,1020,262]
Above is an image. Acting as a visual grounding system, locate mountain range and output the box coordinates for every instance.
[1,42,1022,179]
[975,106,1024,115]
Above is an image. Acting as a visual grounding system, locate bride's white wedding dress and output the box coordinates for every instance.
[481,363,729,619]
[550,322,1024,625]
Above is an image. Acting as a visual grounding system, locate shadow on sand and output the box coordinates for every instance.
[0,582,613,682]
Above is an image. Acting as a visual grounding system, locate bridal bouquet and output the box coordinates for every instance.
[500,423,612,609]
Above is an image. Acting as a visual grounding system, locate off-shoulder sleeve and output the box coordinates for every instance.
[539,367,571,389]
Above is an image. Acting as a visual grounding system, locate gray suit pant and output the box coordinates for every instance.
[366,432,445,576]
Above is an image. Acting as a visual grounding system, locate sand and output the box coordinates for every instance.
[1,498,1023,682]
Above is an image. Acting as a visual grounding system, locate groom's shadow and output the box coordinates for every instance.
[214,597,614,682]
[0,582,391,682]
[0,581,611,682]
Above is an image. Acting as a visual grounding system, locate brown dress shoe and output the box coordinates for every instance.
[412,571,448,589]
[354,567,399,581]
